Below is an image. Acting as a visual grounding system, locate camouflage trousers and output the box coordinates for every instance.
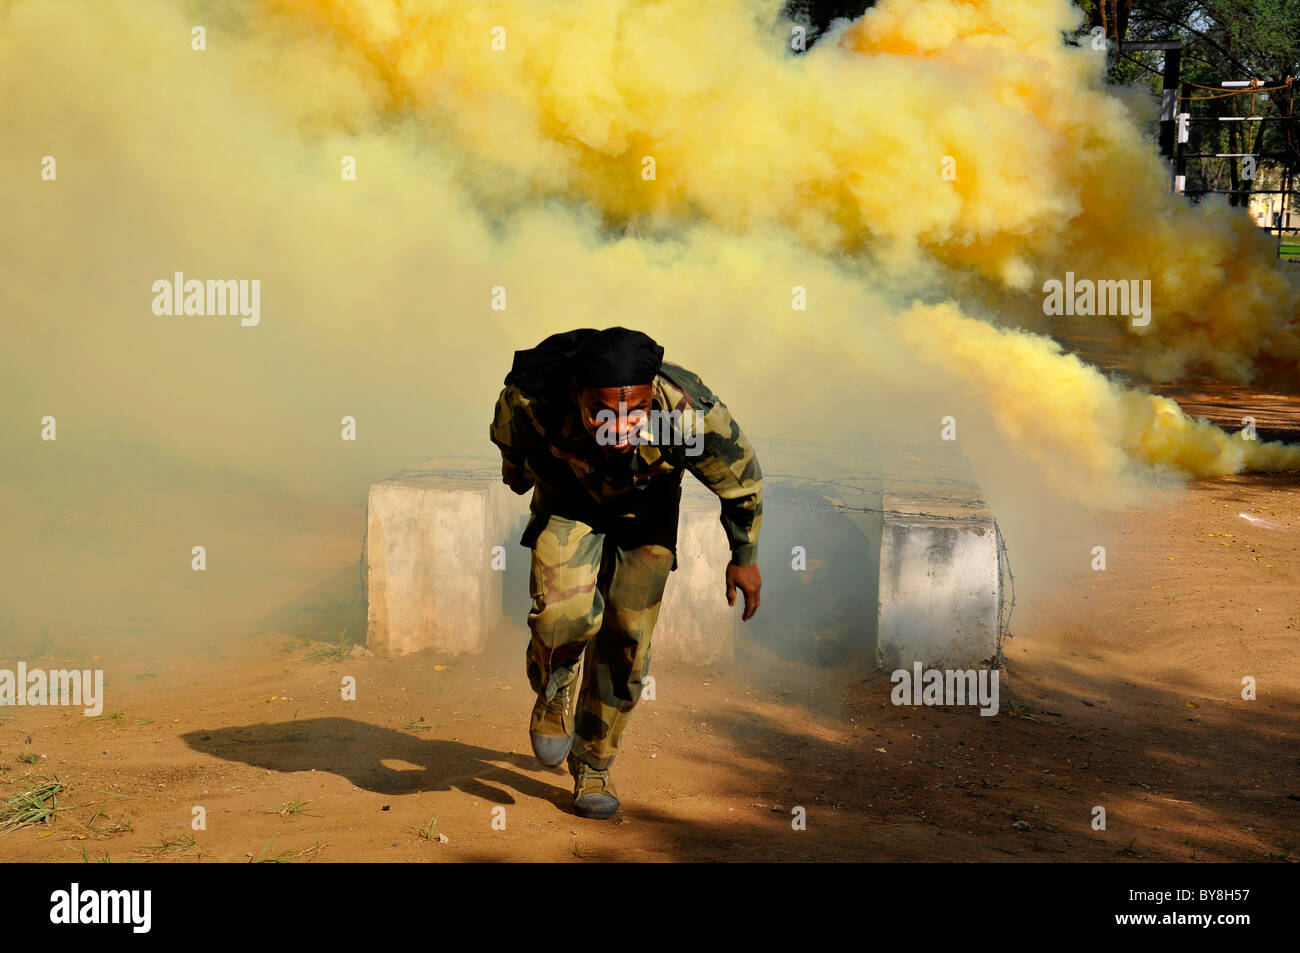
[525,513,673,772]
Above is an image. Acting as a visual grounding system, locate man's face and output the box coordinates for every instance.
[576,384,653,452]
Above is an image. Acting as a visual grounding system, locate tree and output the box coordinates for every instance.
[1073,1,1299,206]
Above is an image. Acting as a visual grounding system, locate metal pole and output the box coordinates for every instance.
[1174,81,1190,194]
[1159,47,1182,159]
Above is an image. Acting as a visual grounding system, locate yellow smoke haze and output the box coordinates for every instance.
[3,0,1300,649]
[897,303,1300,503]
[244,0,1300,382]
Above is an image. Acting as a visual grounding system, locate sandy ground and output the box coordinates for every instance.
[1,459,1297,863]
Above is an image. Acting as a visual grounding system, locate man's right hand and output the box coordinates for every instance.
[502,461,534,495]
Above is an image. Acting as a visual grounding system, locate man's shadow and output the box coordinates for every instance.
[183,718,566,806]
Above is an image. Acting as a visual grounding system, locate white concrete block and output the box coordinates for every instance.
[364,466,527,657]
[363,443,1003,674]
[363,462,743,663]
[876,446,999,671]
[653,480,739,666]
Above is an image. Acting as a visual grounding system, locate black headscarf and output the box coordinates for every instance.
[572,327,664,389]
[503,328,597,395]
[504,327,663,395]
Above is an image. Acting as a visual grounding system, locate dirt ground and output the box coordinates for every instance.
[1,448,1298,863]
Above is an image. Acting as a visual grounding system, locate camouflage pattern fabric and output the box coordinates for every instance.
[525,513,673,771]
[490,360,763,566]
[492,355,763,772]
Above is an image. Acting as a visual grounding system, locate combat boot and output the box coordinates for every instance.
[529,682,574,767]
[569,754,619,820]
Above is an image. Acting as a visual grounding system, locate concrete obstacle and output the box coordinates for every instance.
[652,480,739,666]
[363,445,1002,671]
[364,464,528,657]
[875,446,1000,671]
[362,461,744,663]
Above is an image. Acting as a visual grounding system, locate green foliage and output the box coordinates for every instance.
[1072,1,1299,201]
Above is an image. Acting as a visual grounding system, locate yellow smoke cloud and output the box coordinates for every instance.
[241,0,1300,489]
[895,302,1300,503]
[1,0,1298,650]
[243,0,1300,383]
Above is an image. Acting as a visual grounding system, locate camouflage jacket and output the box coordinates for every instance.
[489,361,763,566]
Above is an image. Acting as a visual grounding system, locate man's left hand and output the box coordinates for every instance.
[726,561,761,621]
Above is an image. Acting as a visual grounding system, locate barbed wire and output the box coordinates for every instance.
[1180,77,1293,101]
[763,493,992,523]
[387,465,993,523]
[761,469,990,523]
[993,519,1017,672]
[1118,53,1292,102]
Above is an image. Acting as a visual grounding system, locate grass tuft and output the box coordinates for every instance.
[276,797,310,817]
[135,833,197,857]
[306,629,355,662]
[69,846,113,863]
[295,841,328,859]
[0,775,66,834]
[252,835,291,863]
